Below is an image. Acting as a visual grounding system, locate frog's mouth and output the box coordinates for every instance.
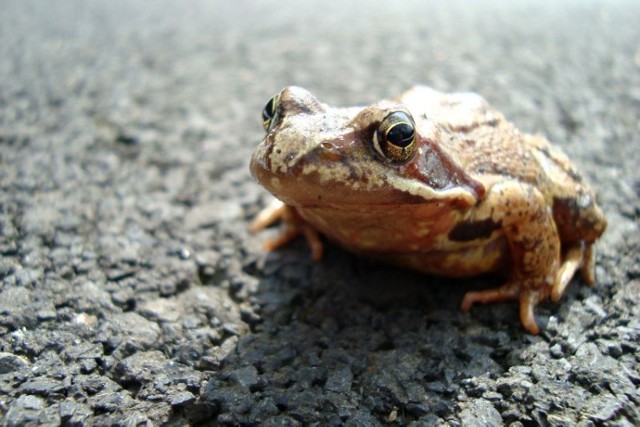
[250,145,479,209]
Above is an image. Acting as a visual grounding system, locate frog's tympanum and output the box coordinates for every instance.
[250,86,607,334]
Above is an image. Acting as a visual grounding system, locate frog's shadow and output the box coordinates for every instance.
[249,240,541,361]
[201,242,552,422]
[261,240,527,331]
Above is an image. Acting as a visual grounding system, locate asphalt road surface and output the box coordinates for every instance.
[1,0,639,425]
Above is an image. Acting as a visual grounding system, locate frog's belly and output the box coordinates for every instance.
[297,204,509,276]
[298,203,463,252]
[368,236,510,278]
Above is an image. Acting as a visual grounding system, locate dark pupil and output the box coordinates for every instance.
[386,123,414,147]
[262,99,276,122]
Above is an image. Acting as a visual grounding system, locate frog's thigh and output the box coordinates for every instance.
[461,181,561,334]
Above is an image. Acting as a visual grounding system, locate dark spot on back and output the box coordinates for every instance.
[448,217,501,242]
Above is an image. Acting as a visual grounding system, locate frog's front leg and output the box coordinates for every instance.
[460,180,562,335]
[250,199,324,260]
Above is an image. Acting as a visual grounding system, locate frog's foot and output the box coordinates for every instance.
[461,280,549,335]
[250,199,324,260]
[551,242,596,302]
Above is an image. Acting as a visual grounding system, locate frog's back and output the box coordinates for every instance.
[400,86,554,183]
[400,86,607,245]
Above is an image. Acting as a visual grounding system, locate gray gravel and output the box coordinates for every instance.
[1,0,639,425]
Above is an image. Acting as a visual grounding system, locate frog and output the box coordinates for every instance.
[249,86,607,334]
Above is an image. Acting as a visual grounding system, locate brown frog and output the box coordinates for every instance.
[250,86,607,334]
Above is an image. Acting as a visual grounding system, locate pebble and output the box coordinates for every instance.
[0,352,29,373]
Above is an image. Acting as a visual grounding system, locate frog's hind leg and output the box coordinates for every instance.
[250,199,324,260]
[551,242,595,302]
[460,180,561,335]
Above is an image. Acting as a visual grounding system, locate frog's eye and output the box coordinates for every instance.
[373,111,416,162]
[262,95,280,131]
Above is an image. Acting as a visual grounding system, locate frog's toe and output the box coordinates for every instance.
[300,225,324,260]
[262,223,324,260]
[551,242,596,302]
[461,280,548,335]
[252,200,325,260]
[250,199,288,233]
[460,282,520,312]
[263,227,302,252]
[519,290,543,335]
[552,245,583,302]
[580,243,596,286]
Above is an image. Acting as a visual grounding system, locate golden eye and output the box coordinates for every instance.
[261,95,280,131]
[373,111,416,162]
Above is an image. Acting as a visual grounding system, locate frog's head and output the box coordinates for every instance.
[250,86,483,208]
